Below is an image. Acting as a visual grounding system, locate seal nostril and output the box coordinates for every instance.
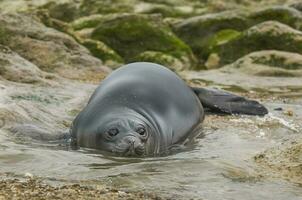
[125,137,135,145]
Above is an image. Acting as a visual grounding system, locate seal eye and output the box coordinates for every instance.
[107,128,119,137]
[136,127,146,136]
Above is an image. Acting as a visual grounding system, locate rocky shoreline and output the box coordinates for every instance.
[0,178,161,200]
[0,0,301,199]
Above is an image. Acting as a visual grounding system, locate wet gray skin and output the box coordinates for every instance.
[70,62,267,156]
[78,110,158,156]
[70,62,203,156]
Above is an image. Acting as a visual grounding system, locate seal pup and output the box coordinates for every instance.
[70,62,267,156]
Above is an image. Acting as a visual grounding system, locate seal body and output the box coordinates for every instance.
[71,62,204,156]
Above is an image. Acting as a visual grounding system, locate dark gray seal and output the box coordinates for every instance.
[70,62,267,156]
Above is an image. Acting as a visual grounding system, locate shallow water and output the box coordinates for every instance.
[1,100,302,199]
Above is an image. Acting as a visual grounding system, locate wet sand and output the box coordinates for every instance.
[0,178,161,200]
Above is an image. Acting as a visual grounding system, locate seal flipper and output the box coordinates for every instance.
[192,87,268,116]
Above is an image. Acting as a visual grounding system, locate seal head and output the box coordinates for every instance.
[72,108,160,156]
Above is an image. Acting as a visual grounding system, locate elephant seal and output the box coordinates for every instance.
[70,62,267,156]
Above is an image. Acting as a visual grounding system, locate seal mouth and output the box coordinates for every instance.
[126,144,145,156]
[113,138,146,157]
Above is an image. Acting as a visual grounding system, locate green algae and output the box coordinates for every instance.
[81,39,124,64]
[0,27,10,45]
[91,14,196,69]
[71,14,104,31]
[39,2,79,22]
[79,0,134,16]
[248,6,302,31]
[11,94,59,105]
[251,54,302,70]
[214,21,302,66]
[132,51,184,70]
[173,11,249,61]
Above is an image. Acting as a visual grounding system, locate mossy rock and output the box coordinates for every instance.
[132,51,184,71]
[71,14,105,31]
[290,2,302,12]
[39,2,79,22]
[136,3,195,18]
[79,0,134,16]
[0,26,10,45]
[81,39,124,68]
[35,9,73,34]
[214,21,302,66]
[0,13,110,80]
[222,50,302,77]
[91,13,196,69]
[248,6,302,31]
[71,13,129,31]
[206,29,241,54]
[172,10,249,61]
[172,6,302,63]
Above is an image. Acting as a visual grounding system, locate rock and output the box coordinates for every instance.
[173,11,249,62]
[215,21,302,66]
[79,0,134,16]
[133,51,184,71]
[71,14,105,31]
[0,13,110,81]
[35,9,74,34]
[248,6,302,31]
[0,45,47,83]
[290,2,302,12]
[39,1,80,22]
[172,6,302,65]
[205,53,220,69]
[0,25,10,45]
[91,13,196,70]
[81,39,124,68]
[0,0,49,13]
[135,3,195,18]
[254,141,302,184]
[222,50,302,77]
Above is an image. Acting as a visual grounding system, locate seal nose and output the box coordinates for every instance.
[125,136,136,145]
[123,136,145,156]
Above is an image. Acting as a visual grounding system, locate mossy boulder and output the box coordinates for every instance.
[135,3,195,18]
[214,21,302,66]
[222,50,302,77]
[132,51,184,71]
[173,11,249,62]
[35,9,73,34]
[71,14,105,31]
[290,2,302,12]
[0,26,10,45]
[172,5,302,64]
[81,39,124,68]
[0,13,110,81]
[91,13,197,69]
[39,2,80,22]
[79,0,134,16]
[248,6,302,31]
